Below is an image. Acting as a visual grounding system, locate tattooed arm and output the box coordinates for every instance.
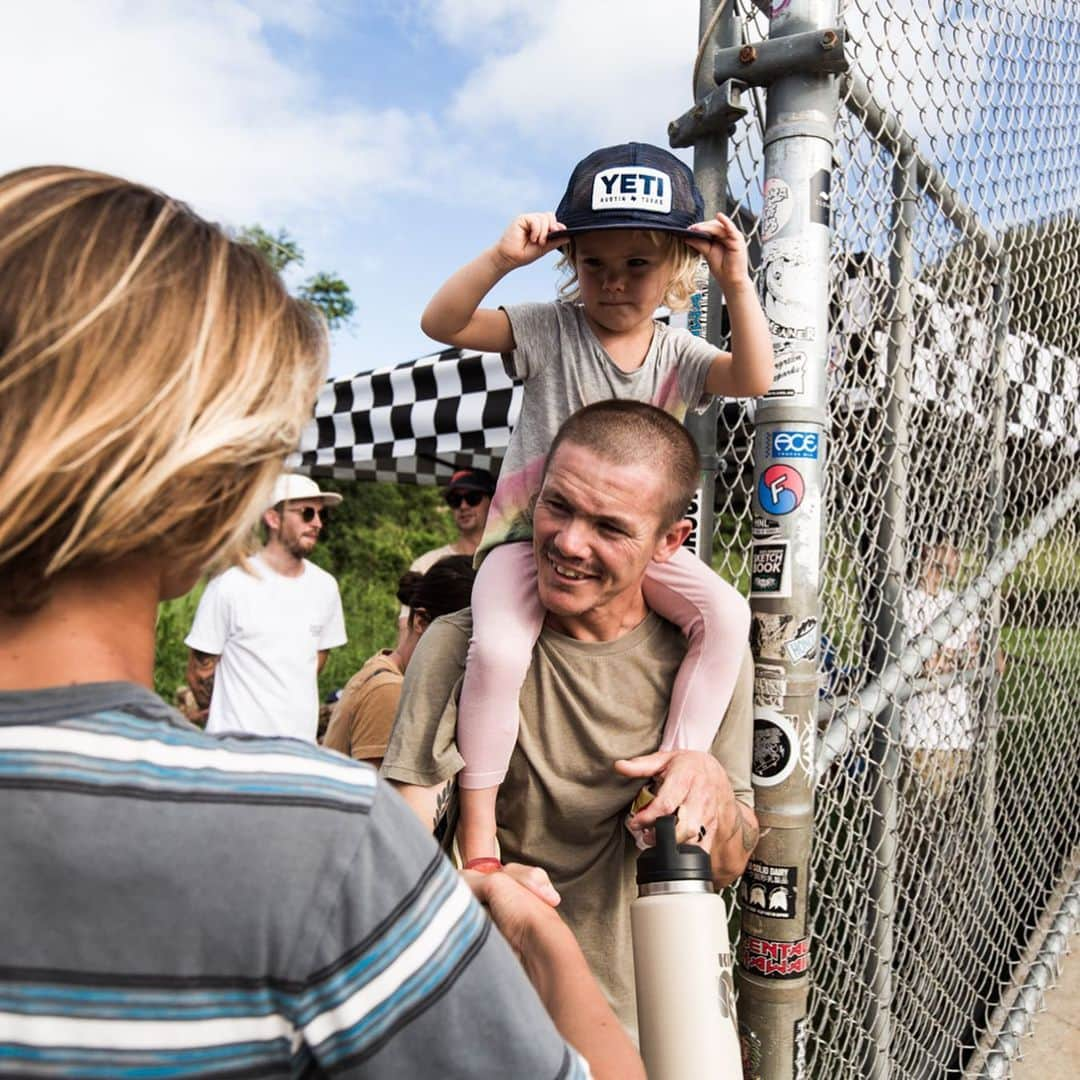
[185,649,219,720]
[390,777,455,834]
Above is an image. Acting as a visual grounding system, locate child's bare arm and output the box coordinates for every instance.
[421,213,568,352]
[686,213,774,399]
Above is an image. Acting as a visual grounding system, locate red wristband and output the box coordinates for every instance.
[464,857,503,874]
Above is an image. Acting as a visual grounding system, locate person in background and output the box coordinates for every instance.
[411,467,496,575]
[326,555,476,766]
[901,539,985,798]
[184,473,346,743]
[0,164,642,1079]
[395,467,493,642]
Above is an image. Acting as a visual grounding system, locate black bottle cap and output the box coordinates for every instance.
[635,813,713,884]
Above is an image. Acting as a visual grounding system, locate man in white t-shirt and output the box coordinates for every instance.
[185,475,347,742]
[901,540,981,797]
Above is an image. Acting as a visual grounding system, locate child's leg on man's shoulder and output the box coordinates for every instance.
[458,541,545,787]
[642,547,751,751]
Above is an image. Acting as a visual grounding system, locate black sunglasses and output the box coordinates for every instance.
[288,505,331,524]
[446,490,487,509]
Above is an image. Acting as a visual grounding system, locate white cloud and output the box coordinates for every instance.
[427,0,538,46]
[1,0,539,226]
[442,0,702,147]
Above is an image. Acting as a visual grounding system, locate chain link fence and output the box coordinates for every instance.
[699,1,1080,1075]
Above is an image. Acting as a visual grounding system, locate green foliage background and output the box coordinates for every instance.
[153,480,458,704]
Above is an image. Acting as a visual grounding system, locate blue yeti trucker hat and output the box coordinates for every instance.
[554,142,706,240]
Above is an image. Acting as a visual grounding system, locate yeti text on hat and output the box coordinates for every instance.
[555,143,706,240]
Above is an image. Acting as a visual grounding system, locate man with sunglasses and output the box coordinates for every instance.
[184,474,347,741]
[411,468,496,575]
[398,468,494,632]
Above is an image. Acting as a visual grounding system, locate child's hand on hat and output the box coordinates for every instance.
[686,212,751,292]
[493,212,570,271]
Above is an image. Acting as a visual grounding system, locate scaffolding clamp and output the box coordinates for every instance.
[668,80,748,147]
[714,27,849,88]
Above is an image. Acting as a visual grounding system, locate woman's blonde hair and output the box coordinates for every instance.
[555,230,703,312]
[0,166,328,614]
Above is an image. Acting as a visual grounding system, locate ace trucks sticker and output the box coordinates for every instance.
[767,429,820,460]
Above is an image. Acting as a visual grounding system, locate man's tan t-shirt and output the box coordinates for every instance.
[381,608,754,1033]
[323,651,403,761]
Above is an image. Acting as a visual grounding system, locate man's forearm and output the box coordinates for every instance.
[522,912,645,1080]
[712,801,759,886]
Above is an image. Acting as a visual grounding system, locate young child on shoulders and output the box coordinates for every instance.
[421,142,774,864]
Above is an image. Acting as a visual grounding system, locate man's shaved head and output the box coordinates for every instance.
[545,401,700,531]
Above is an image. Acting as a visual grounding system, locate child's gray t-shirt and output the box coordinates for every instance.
[479,299,717,552]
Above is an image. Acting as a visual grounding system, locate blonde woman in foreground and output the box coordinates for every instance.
[0,166,642,1080]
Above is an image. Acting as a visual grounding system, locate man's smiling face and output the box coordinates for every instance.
[531,440,688,640]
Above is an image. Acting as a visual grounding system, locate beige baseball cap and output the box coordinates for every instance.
[268,473,343,510]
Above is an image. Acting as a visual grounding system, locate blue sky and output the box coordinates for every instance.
[3,1,708,378]
[5,2,1060,380]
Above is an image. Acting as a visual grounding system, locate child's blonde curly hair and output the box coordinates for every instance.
[554,230,704,312]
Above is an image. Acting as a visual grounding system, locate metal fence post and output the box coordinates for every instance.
[861,147,918,1080]
[676,0,743,564]
[734,2,841,1077]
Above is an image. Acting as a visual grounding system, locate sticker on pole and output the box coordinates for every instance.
[764,346,808,400]
[738,934,810,979]
[785,617,818,663]
[740,860,798,920]
[739,1022,763,1080]
[752,514,783,540]
[750,539,791,598]
[761,177,792,241]
[809,168,831,227]
[767,430,820,460]
[763,239,816,344]
[752,707,799,787]
[758,464,804,515]
[754,663,786,708]
[794,1016,808,1079]
[684,489,701,557]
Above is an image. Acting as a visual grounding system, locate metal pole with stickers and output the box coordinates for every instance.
[733,2,843,1077]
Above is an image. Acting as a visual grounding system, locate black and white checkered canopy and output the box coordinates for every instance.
[290,267,1078,487]
[289,347,522,485]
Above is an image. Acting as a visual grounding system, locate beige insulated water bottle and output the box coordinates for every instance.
[631,814,740,1078]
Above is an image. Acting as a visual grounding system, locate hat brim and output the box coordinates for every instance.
[550,222,712,243]
[280,492,343,506]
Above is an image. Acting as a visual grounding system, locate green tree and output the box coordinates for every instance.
[236,224,356,331]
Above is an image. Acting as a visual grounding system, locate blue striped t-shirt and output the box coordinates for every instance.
[0,682,588,1078]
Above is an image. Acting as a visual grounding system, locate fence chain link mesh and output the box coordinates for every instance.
[704,2,1080,1075]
